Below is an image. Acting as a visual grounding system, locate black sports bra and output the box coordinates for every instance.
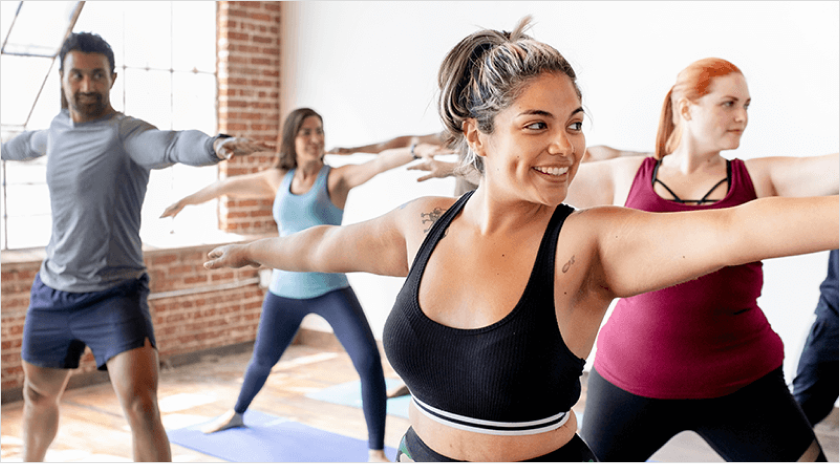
[382,191,585,435]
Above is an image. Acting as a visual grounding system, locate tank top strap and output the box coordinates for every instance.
[531,203,576,287]
[278,168,295,194]
[315,164,331,193]
[728,158,758,200]
[407,191,475,279]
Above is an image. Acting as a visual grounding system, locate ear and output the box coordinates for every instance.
[462,118,486,157]
[110,72,118,89]
[677,97,692,122]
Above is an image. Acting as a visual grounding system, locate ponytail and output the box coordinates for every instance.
[655,87,678,160]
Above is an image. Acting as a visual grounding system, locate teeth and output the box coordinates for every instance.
[534,166,569,176]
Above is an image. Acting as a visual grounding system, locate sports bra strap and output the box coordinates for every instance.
[652,159,731,204]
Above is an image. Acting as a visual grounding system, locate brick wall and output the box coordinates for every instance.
[1,245,266,398]
[217,1,282,235]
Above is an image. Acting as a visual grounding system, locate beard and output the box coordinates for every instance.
[71,92,108,118]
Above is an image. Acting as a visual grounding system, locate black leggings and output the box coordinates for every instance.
[580,367,824,462]
[395,426,597,462]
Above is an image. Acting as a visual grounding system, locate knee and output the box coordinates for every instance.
[122,391,161,426]
[23,382,60,410]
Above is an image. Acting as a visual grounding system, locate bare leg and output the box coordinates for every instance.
[107,338,171,462]
[201,409,244,433]
[386,380,410,399]
[21,361,72,462]
[798,439,826,462]
[369,449,389,462]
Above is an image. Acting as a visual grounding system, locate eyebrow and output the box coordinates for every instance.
[518,107,585,118]
[722,95,751,102]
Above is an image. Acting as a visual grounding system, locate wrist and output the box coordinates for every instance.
[214,134,234,160]
[410,143,420,159]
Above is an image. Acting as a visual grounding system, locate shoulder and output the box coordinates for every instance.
[395,195,459,217]
[609,154,649,174]
[116,113,157,136]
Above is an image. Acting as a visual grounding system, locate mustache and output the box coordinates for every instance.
[73,92,103,103]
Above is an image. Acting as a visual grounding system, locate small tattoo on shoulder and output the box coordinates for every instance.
[420,207,445,234]
[562,255,576,273]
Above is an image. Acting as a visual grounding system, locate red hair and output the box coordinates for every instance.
[655,58,743,159]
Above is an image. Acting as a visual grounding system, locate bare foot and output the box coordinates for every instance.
[201,409,244,433]
[386,381,410,398]
[369,449,390,462]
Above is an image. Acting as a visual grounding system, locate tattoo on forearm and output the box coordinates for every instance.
[421,207,445,234]
[562,255,575,273]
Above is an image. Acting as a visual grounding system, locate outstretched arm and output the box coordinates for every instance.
[161,168,284,218]
[204,198,419,277]
[334,143,454,191]
[586,195,839,300]
[746,153,839,198]
[1,130,49,161]
[327,132,446,155]
[121,116,270,169]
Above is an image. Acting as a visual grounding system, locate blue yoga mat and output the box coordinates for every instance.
[167,410,397,462]
[305,378,411,419]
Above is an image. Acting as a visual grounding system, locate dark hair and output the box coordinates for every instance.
[275,108,324,170]
[59,32,116,74]
[655,58,742,159]
[438,16,581,176]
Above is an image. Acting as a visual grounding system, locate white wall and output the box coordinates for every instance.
[281,1,839,381]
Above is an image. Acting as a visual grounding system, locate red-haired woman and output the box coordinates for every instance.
[570,58,838,462]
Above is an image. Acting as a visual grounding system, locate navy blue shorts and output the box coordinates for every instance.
[21,273,156,371]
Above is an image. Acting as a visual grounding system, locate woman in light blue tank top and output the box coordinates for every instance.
[162,108,451,461]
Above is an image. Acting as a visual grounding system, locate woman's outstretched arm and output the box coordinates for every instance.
[203,196,453,277]
[747,153,839,198]
[334,143,454,191]
[161,167,284,218]
[583,195,839,300]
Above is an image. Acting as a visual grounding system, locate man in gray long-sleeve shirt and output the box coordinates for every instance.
[1,32,265,462]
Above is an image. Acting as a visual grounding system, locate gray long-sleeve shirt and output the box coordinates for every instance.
[1,109,221,292]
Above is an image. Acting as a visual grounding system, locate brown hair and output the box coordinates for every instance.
[437,16,581,177]
[655,58,743,159]
[275,108,323,170]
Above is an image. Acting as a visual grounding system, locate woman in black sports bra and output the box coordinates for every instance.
[201,17,838,461]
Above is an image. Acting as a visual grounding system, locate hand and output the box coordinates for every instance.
[214,137,271,160]
[407,159,459,182]
[160,201,186,218]
[326,147,354,155]
[204,244,260,270]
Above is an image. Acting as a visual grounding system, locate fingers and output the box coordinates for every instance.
[416,174,434,182]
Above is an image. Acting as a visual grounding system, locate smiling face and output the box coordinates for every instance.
[683,73,750,153]
[60,50,117,123]
[294,115,325,164]
[466,72,585,206]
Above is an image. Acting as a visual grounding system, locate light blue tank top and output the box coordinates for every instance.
[269,165,349,298]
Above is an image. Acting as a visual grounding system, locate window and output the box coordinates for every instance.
[1,1,219,250]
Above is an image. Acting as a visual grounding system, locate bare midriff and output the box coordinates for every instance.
[408,401,579,461]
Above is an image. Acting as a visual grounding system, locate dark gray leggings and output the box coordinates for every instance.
[580,367,825,462]
[233,287,386,450]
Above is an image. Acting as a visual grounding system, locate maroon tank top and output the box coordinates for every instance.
[593,157,784,399]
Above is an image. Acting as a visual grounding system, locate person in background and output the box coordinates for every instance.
[0,31,265,462]
[163,107,451,462]
[566,57,838,461]
[793,249,839,428]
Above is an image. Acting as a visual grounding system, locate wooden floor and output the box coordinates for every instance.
[1,340,837,462]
